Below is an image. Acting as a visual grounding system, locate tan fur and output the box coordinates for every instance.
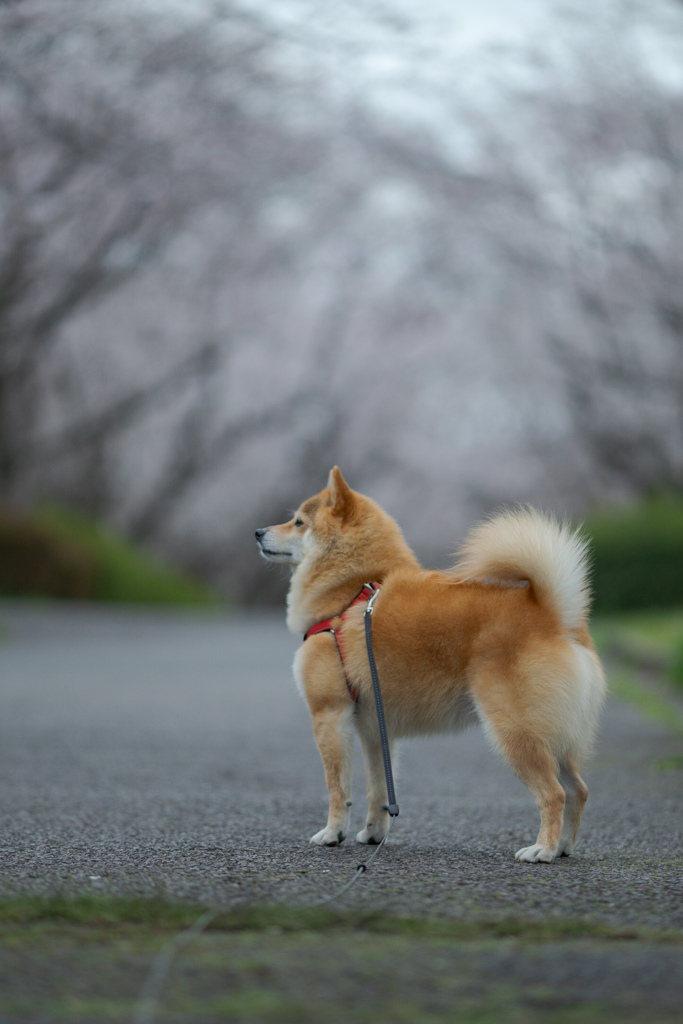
[257,467,606,862]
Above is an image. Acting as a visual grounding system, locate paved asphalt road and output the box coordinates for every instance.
[0,599,682,929]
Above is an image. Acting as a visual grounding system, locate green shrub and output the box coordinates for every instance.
[0,508,95,599]
[0,504,220,606]
[671,636,683,687]
[586,493,683,613]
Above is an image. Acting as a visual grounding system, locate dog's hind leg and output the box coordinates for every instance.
[356,720,395,844]
[558,756,589,856]
[491,726,566,863]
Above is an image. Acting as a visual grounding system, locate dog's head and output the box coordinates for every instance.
[255,466,363,568]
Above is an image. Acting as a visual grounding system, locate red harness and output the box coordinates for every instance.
[303,582,381,703]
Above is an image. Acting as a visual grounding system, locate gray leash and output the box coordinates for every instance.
[307,813,395,907]
[364,587,399,817]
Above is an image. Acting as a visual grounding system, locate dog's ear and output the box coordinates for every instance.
[327,466,354,519]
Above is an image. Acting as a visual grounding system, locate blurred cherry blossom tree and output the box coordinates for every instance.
[1,0,681,601]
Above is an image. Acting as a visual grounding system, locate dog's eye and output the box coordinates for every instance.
[294,518,304,527]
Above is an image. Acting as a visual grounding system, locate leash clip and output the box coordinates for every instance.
[364,586,380,617]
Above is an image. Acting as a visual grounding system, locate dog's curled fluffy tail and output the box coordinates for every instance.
[451,507,591,634]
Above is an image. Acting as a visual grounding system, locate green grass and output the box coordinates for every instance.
[0,502,220,606]
[592,606,683,737]
[596,607,683,651]
[653,755,683,771]
[593,607,683,690]
[0,895,680,941]
[0,894,208,928]
[4,928,676,1024]
[0,897,681,1024]
[607,669,683,734]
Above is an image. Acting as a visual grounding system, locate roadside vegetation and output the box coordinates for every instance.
[593,607,683,690]
[586,494,683,731]
[592,606,683,740]
[587,493,683,616]
[0,503,219,606]
[0,898,681,1024]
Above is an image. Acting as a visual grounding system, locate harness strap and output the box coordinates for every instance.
[303,582,380,703]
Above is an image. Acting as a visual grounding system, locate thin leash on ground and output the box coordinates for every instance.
[307,813,395,906]
[131,908,219,1024]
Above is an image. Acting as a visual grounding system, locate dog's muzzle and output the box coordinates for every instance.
[255,529,292,561]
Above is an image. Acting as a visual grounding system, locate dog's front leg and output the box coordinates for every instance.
[295,642,355,846]
[309,704,355,845]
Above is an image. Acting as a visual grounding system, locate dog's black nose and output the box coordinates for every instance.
[255,528,266,540]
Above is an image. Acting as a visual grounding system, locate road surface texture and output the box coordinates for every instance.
[1,599,682,1023]
[1,599,681,923]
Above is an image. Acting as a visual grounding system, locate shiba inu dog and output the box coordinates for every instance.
[256,468,606,862]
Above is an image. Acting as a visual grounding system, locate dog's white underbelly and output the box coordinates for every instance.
[389,691,479,739]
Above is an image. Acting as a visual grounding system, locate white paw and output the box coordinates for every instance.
[356,825,387,845]
[310,827,346,846]
[515,843,558,863]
